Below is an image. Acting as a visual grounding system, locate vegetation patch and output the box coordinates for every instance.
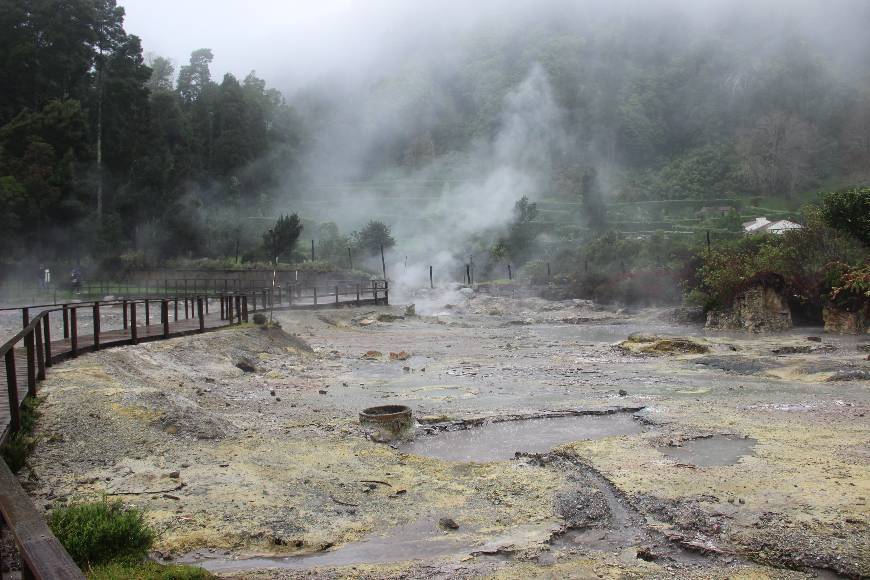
[87,561,212,580]
[48,501,154,567]
[0,396,42,472]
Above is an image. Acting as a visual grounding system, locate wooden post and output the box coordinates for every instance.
[242,296,248,323]
[122,300,128,329]
[6,349,20,433]
[92,303,101,350]
[466,264,471,285]
[380,244,387,280]
[205,295,209,314]
[547,262,551,285]
[145,299,150,327]
[130,302,138,344]
[198,297,204,332]
[70,307,78,356]
[311,239,315,261]
[42,315,52,365]
[508,264,512,280]
[372,280,377,303]
[313,287,318,306]
[62,304,69,338]
[184,297,189,319]
[22,307,29,328]
[430,265,433,289]
[25,329,36,396]
[335,285,339,305]
[384,280,389,305]
[252,292,257,312]
[35,323,45,380]
[227,295,233,324]
[162,300,169,337]
[235,296,241,323]
[220,294,225,320]
[356,284,360,306]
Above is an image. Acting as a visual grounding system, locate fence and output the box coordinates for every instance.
[0,279,387,578]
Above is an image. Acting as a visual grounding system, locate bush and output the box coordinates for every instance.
[48,501,154,567]
[820,187,870,245]
[252,313,267,325]
[1,396,41,472]
[88,561,213,580]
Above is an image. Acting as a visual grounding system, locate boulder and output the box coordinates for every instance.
[823,306,868,335]
[706,285,791,333]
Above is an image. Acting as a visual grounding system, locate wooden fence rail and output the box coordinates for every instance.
[0,279,387,579]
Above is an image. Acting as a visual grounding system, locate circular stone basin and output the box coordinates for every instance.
[359,405,413,441]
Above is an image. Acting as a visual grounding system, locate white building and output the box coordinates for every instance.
[742,216,803,235]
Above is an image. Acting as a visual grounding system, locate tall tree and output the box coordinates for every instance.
[177,48,214,104]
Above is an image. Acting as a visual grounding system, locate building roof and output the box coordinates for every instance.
[742,216,803,234]
[742,216,771,232]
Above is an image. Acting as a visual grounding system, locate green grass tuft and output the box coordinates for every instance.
[48,500,154,567]
[87,561,213,580]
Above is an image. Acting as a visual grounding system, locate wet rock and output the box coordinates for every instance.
[771,345,812,354]
[389,351,410,361]
[618,389,629,397]
[362,351,383,360]
[695,355,773,375]
[168,470,181,479]
[806,336,822,342]
[619,335,710,355]
[252,313,268,325]
[826,369,870,381]
[235,357,258,373]
[706,284,792,333]
[438,517,459,530]
[858,344,870,353]
[554,486,609,528]
[377,313,405,323]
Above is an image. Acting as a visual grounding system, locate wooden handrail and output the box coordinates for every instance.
[0,460,85,578]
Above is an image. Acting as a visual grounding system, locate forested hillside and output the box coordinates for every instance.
[0,0,302,262]
[1,0,868,267]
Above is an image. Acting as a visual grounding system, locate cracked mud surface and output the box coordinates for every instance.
[18,290,870,578]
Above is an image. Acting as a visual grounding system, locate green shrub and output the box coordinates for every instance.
[1,433,36,472]
[87,561,213,580]
[49,501,154,567]
[1,396,42,472]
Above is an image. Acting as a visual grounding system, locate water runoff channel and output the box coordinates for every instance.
[182,409,757,572]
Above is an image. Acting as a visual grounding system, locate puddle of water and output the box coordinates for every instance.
[400,414,643,462]
[659,436,756,467]
[182,518,473,572]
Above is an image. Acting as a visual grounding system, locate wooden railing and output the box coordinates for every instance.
[0,279,387,578]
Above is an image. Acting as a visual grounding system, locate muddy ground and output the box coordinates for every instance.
[18,290,870,578]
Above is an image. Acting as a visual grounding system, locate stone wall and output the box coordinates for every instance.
[705,285,792,333]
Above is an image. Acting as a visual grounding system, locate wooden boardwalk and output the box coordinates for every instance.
[0,290,386,442]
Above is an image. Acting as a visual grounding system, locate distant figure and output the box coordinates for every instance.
[71,267,82,294]
[44,267,51,290]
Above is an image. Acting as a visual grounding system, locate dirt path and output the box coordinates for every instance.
[19,291,869,578]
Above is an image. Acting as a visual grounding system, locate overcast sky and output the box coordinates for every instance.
[120,0,497,93]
